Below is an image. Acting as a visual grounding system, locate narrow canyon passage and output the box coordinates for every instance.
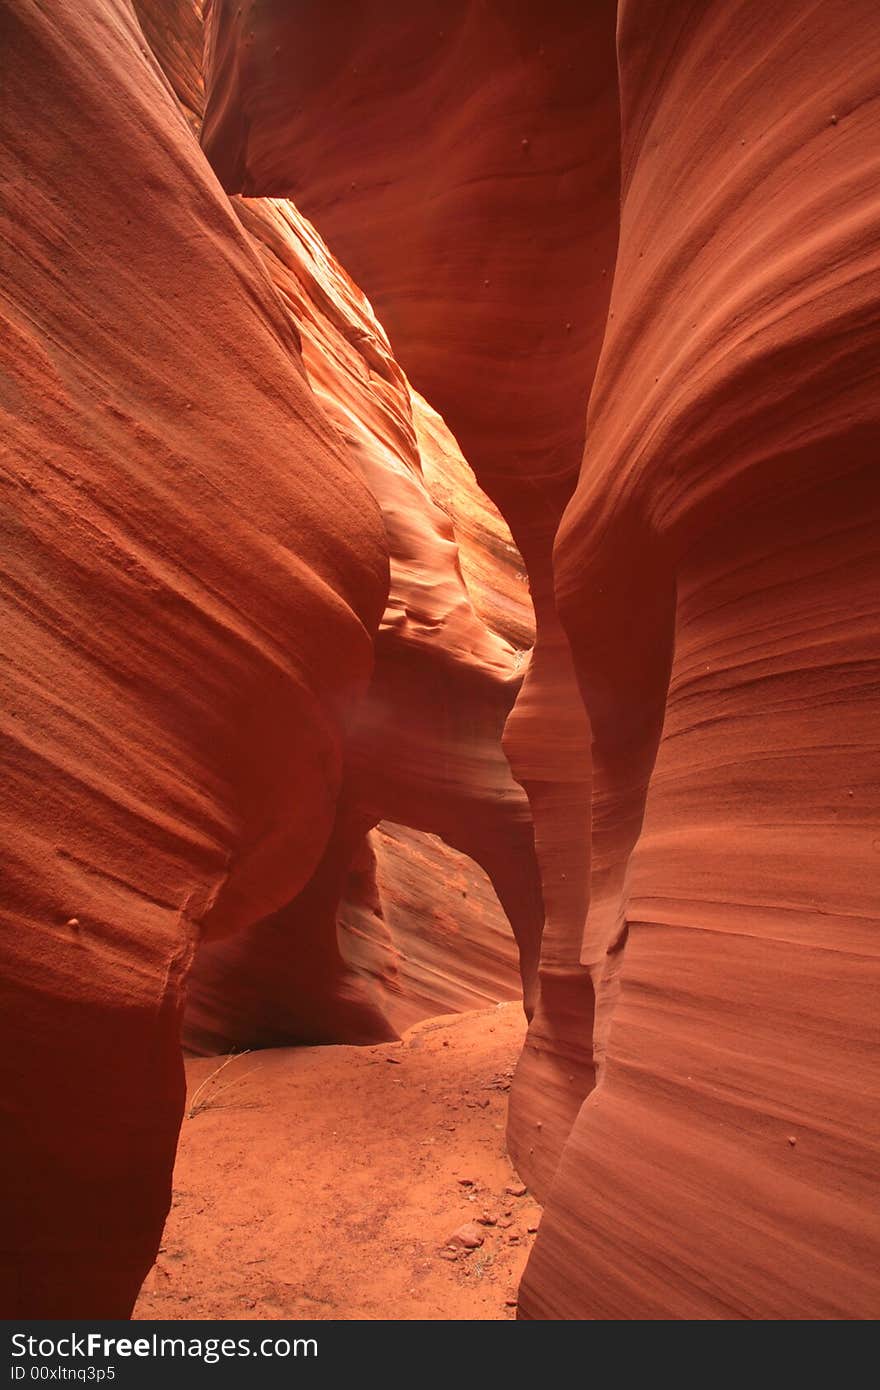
[135,1006,539,1321]
[2,0,879,1326]
[147,834,537,1321]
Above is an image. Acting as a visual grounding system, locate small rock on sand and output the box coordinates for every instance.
[447,1222,485,1251]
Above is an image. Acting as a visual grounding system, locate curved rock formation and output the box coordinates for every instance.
[200,0,621,1197]
[1,0,387,1316]
[526,0,880,1320]
[415,396,535,654]
[200,0,880,1320]
[339,823,521,1034]
[183,194,542,1052]
[6,0,879,1326]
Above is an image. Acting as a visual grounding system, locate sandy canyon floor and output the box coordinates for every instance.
[134,1004,539,1321]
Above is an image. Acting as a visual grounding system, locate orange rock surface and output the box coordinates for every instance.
[1,0,387,1316]
[526,0,880,1320]
[3,0,879,1324]
[3,12,538,1311]
[339,824,522,1035]
[201,0,622,1203]
[182,193,540,1053]
[200,0,880,1320]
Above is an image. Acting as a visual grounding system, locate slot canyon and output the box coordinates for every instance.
[1,0,878,1322]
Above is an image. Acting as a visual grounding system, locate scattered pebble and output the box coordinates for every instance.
[505,1181,527,1197]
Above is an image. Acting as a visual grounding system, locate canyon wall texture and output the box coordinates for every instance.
[528,0,880,1318]
[2,0,540,1314]
[183,192,540,1053]
[201,0,622,1201]
[200,0,880,1319]
[3,0,879,1322]
[1,0,390,1315]
[339,823,521,1035]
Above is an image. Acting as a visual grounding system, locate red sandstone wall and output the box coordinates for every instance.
[5,0,879,1322]
[339,823,521,1034]
[1,0,387,1316]
[182,193,542,1051]
[526,0,880,1319]
[200,0,622,1196]
[199,0,880,1320]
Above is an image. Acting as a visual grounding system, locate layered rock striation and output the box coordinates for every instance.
[527,0,880,1319]
[200,0,622,1198]
[1,0,388,1315]
[4,0,879,1323]
[200,0,880,1320]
